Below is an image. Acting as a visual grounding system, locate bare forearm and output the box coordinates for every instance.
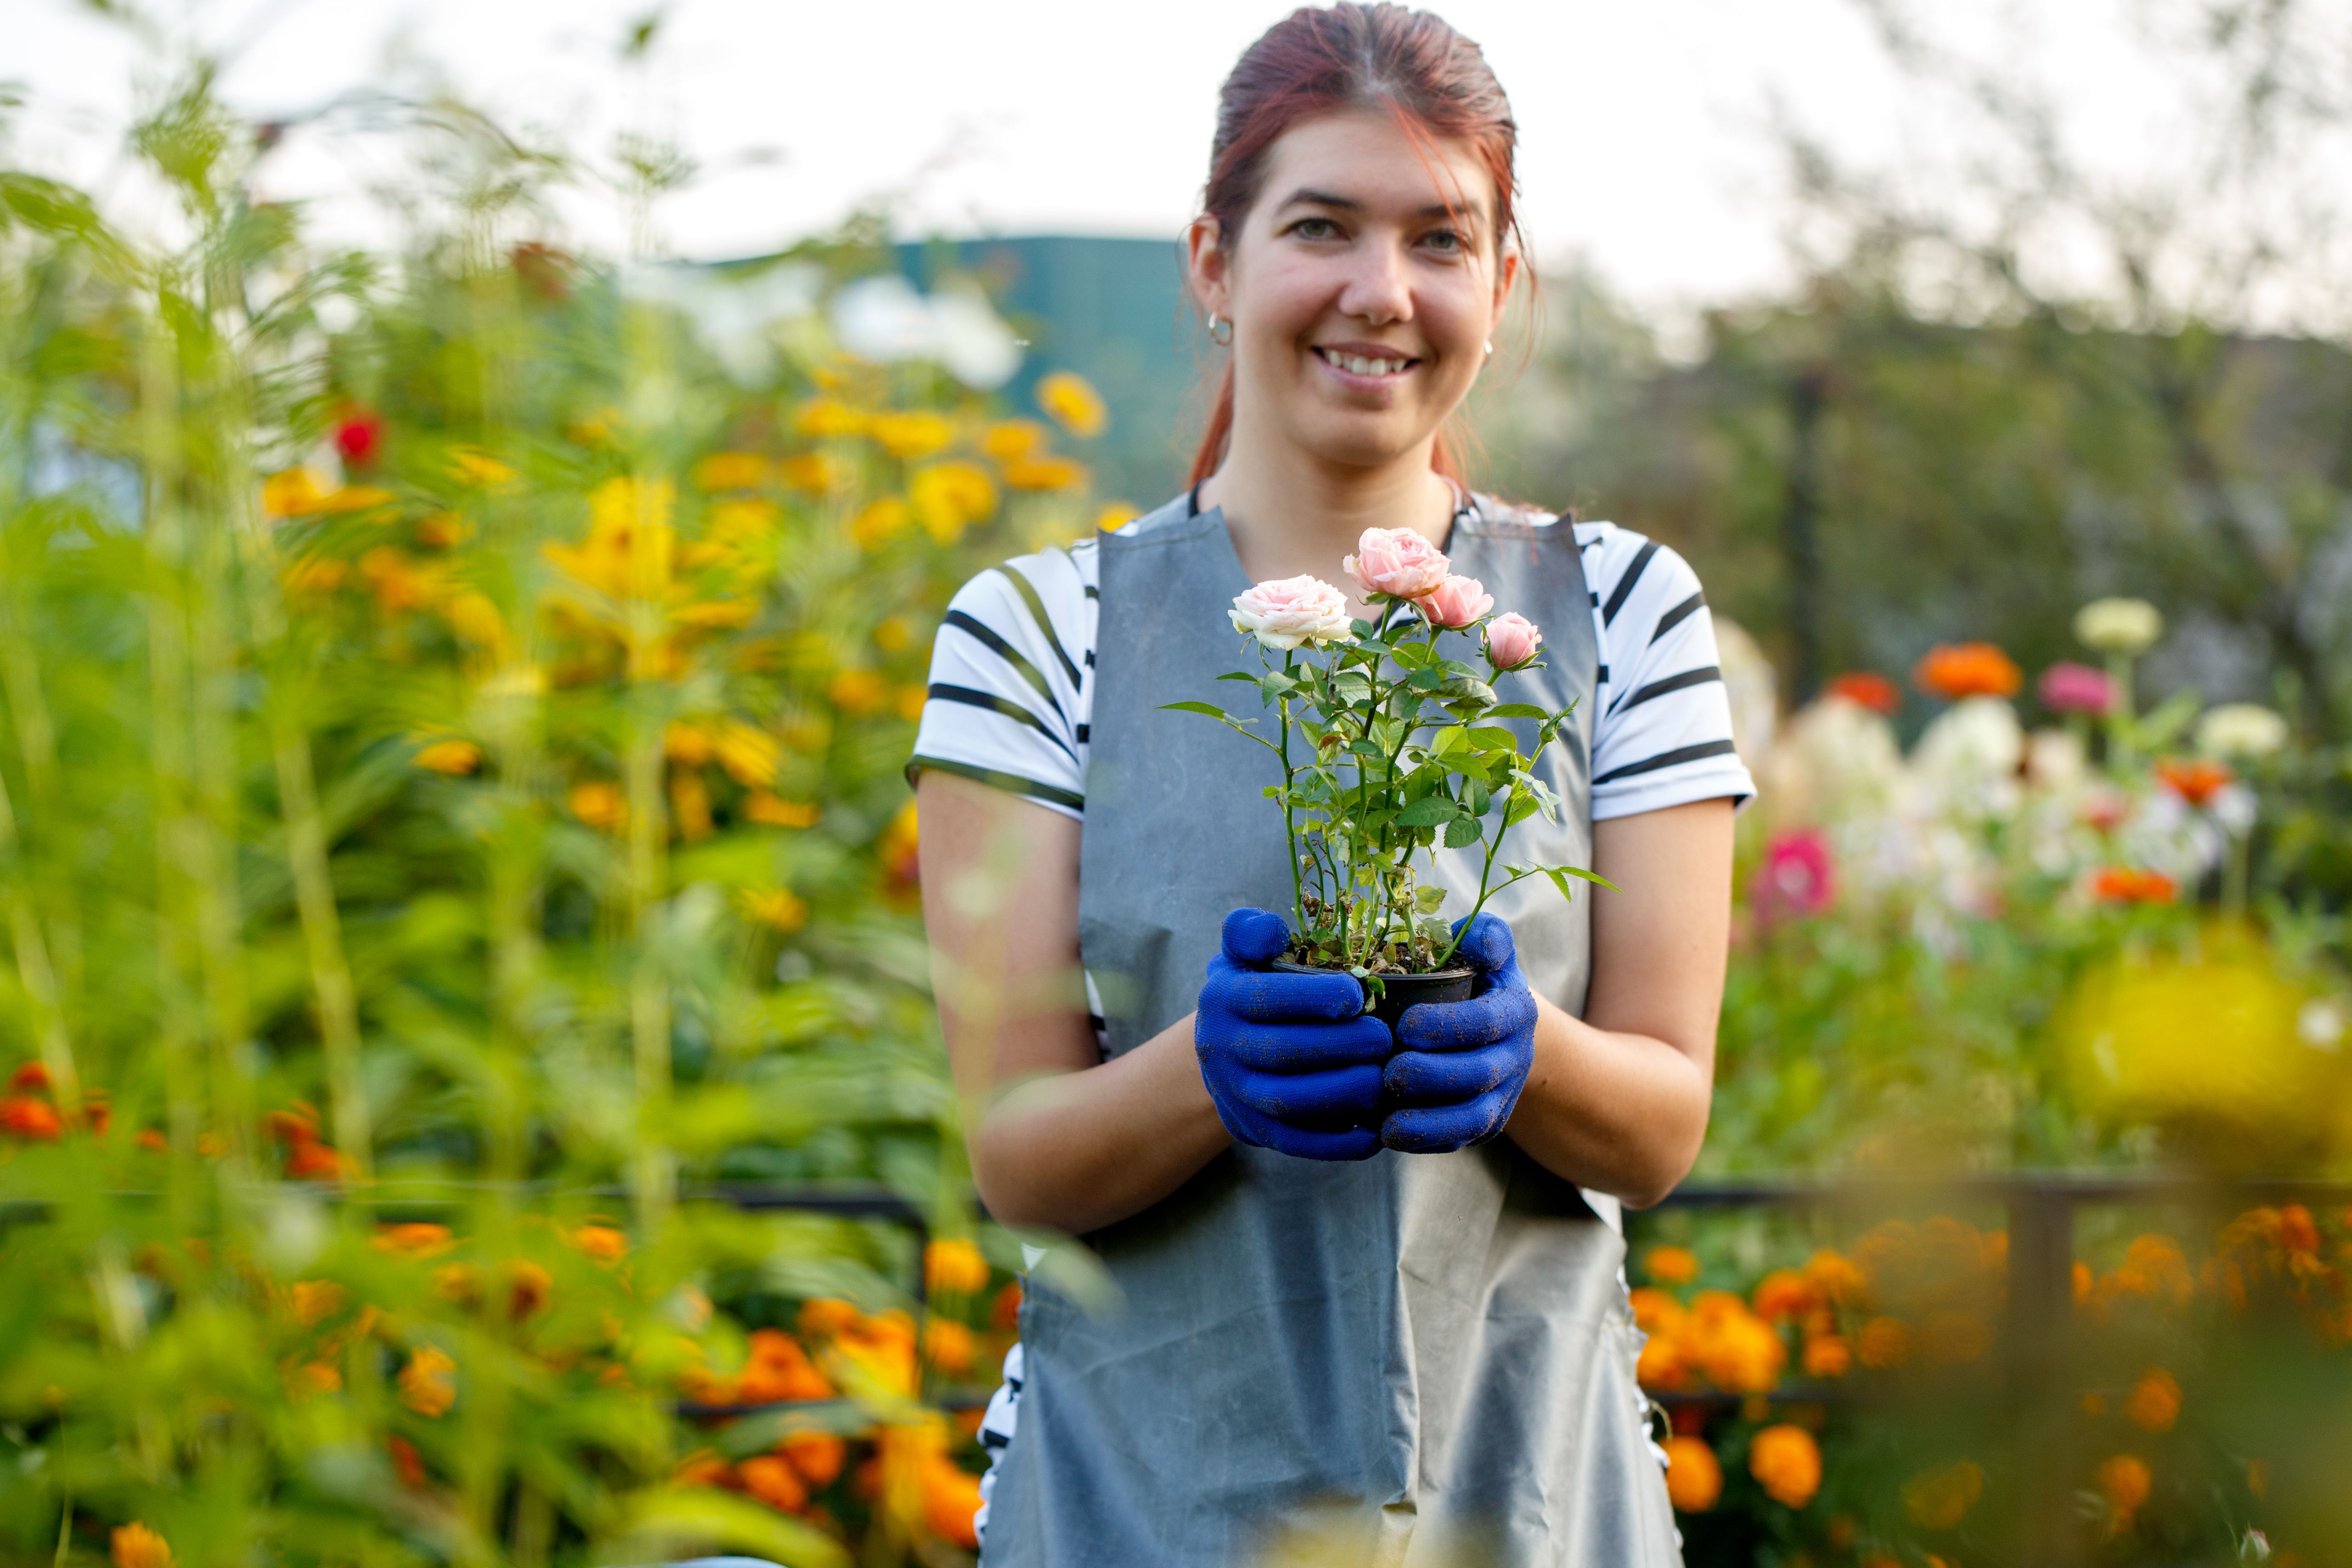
[969,1013,1231,1234]
[1504,996,1712,1208]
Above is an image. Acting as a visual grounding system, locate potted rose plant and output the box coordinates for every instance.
[1166,527,1610,1025]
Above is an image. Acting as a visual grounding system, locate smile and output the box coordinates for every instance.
[1313,346,1419,378]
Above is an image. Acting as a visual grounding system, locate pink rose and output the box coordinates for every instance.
[1417,574,1494,629]
[1343,526,1451,600]
[1229,575,1355,650]
[1484,611,1542,670]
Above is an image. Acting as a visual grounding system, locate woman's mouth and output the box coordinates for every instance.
[1312,346,1420,379]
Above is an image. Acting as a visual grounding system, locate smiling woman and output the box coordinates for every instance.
[910,4,1744,1564]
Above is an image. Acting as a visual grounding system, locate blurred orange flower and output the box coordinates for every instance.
[782,1432,846,1487]
[737,1454,808,1513]
[851,497,912,550]
[1000,455,1085,492]
[1644,1245,1699,1285]
[794,398,867,438]
[1914,641,2022,701]
[1803,1249,1866,1305]
[110,1523,171,1568]
[981,420,1046,461]
[2097,1452,2151,1525]
[1826,671,1901,714]
[1,1095,62,1140]
[1857,1316,1913,1369]
[745,793,822,829]
[398,1345,458,1417]
[568,781,627,832]
[2090,866,2177,905]
[1802,1334,1852,1379]
[691,452,768,491]
[1749,1424,1822,1509]
[869,411,954,460]
[909,461,997,542]
[1664,1435,1722,1511]
[926,1239,991,1296]
[372,1223,456,1258]
[1751,1268,1820,1322]
[737,889,809,933]
[921,1319,976,1374]
[2125,1368,2181,1432]
[414,738,482,776]
[2154,756,2233,807]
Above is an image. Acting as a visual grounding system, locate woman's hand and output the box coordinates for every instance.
[1195,909,1389,1160]
[1381,913,1537,1152]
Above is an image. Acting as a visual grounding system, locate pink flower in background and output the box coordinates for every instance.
[1228,575,1355,650]
[1343,527,1451,600]
[1754,830,1836,922]
[1417,574,1495,628]
[1485,611,1542,669]
[2037,661,2115,716]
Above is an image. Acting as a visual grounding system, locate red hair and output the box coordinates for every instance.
[1189,3,1525,487]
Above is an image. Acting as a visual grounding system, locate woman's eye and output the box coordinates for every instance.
[1291,218,1340,240]
[1423,229,1465,253]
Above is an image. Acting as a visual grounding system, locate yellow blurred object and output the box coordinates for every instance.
[664,722,716,766]
[544,478,677,599]
[440,590,507,652]
[921,1318,975,1373]
[670,771,713,840]
[568,781,627,832]
[398,1344,457,1417]
[111,1523,172,1568]
[925,1238,990,1295]
[280,556,346,594]
[1000,454,1085,492]
[713,720,782,788]
[1901,1460,1984,1530]
[1802,1334,1851,1378]
[1644,1245,1699,1284]
[1036,370,1108,437]
[851,497,912,550]
[869,411,954,460]
[1749,1424,1822,1509]
[2058,935,2340,1147]
[794,397,867,438]
[414,510,469,548]
[982,419,1046,461]
[738,889,808,932]
[776,453,849,493]
[414,739,482,776]
[447,447,516,488]
[317,484,397,514]
[1094,500,1141,532]
[290,1279,346,1325]
[829,668,889,715]
[1857,1316,1912,1368]
[1664,1436,1722,1511]
[910,461,998,542]
[895,685,927,721]
[263,467,330,518]
[358,547,444,613]
[691,451,768,491]
[873,615,914,653]
[744,793,821,829]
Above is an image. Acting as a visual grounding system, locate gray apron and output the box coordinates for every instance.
[979,495,1678,1568]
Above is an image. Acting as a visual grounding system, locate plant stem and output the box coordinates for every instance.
[1278,648,1304,942]
[1438,779,1522,968]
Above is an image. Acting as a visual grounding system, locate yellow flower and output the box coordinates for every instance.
[703,496,780,548]
[414,739,482,776]
[544,478,677,598]
[776,452,850,493]
[670,770,713,840]
[1094,500,1141,532]
[446,447,516,488]
[744,792,820,828]
[1000,454,1085,492]
[674,598,756,629]
[415,510,469,548]
[1902,1460,1984,1530]
[981,419,1046,461]
[869,410,954,460]
[794,397,867,438]
[712,720,782,788]
[663,721,716,766]
[829,668,889,715]
[924,1238,991,1295]
[568,781,627,832]
[263,468,330,519]
[895,684,927,720]
[852,497,913,550]
[316,484,397,515]
[1664,1436,1722,1512]
[691,451,768,491]
[111,1523,172,1568]
[1644,1245,1699,1285]
[1036,370,1108,437]
[398,1344,458,1418]
[1749,1424,1822,1509]
[290,1279,347,1325]
[439,590,507,652]
[910,461,997,542]
[567,407,620,446]
[737,888,807,932]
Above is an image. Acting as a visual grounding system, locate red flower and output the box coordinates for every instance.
[1,1095,62,1140]
[334,408,386,468]
[1914,642,2022,701]
[1825,672,1900,715]
[2154,756,2233,808]
[285,1141,346,1181]
[9,1060,50,1093]
[2091,866,2177,905]
[1753,830,1836,922]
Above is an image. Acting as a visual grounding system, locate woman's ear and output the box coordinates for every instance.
[1186,215,1230,323]
[1491,244,1521,317]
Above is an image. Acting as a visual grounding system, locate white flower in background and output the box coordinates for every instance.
[622,261,822,386]
[831,275,1022,389]
[1913,696,2024,821]
[1714,618,1779,775]
[2299,999,2346,1052]
[2074,597,2163,655]
[2210,784,2258,837]
[1763,695,1904,832]
[2025,728,2088,792]
[2195,702,2290,761]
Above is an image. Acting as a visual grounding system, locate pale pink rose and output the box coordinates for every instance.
[1485,611,1542,669]
[1416,574,1494,629]
[1229,575,1355,650]
[1342,526,1451,600]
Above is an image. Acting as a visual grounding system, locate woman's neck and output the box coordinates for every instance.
[1201,430,1460,616]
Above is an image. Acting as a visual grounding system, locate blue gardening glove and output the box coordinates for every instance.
[1381,913,1538,1153]
[1196,908,1392,1161]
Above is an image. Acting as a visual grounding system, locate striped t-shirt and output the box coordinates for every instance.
[916,493,1755,1544]
[912,494,1756,824]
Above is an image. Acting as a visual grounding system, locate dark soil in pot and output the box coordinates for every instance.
[1272,961,1476,1033]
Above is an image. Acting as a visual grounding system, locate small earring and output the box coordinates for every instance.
[1484,339,1495,359]
[1208,313,1235,347]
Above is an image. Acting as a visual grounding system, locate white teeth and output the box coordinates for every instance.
[1326,351,1409,376]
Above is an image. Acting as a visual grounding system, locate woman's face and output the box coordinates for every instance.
[1191,108,1516,472]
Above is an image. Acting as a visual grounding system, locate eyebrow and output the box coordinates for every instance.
[1276,187,1488,224]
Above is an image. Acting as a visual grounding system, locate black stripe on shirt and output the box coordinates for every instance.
[1611,665,1722,717]
[1592,737,1740,787]
[923,683,1078,764]
[944,611,1064,721]
[907,753,1086,811]
[992,564,1084,692]
[1601,540,1659,627]
[1650,590,1705,645]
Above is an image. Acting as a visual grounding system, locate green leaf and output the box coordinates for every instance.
[1215,670,1258,683]
[1552,864,1622,893]
[1505,792,1543,826]
[1407,666,1445,691]
[1160,700,1233,718]
[1443,815,1485,848]
[1395,796,1462,826]
[1413,884,1449,913]
[1467,726,1517,752]
[1486,702,1547,719]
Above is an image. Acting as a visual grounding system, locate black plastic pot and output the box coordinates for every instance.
[1273,960,1476,1033]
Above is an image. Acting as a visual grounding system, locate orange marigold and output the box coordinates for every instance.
[921,1454,984,1547]
[0,1095,62,1140]
[921,1318,976,1374]
[2154,756,2233,808]
[388,1433,429,1489]
[1644,1245,1700,1285]
[1749,1423,1823,1509]
[781,1431,847,1489]
[924,1238,991,1296]
[1802,1334,1852,1379]
[2091,866,2177,905]
[2125,1368,2181,1433]
[737,1454,809,1513]
[2097,1452,2151,1518]
[1803,1249,1867,1305]
[10,1060,49,1092]
[1751,1268,1820,1322]
[1914,641,2023,701]
[1825,671,1902,714]
[372,1222,457,1258]
[398,1345,458,1418]
[110,1523,171,1568]
[1664,1435,1723,1511]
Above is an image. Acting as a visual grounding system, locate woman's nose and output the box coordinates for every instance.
[1334,239,1414,326]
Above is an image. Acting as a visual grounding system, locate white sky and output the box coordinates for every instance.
[5,0,2264,320]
